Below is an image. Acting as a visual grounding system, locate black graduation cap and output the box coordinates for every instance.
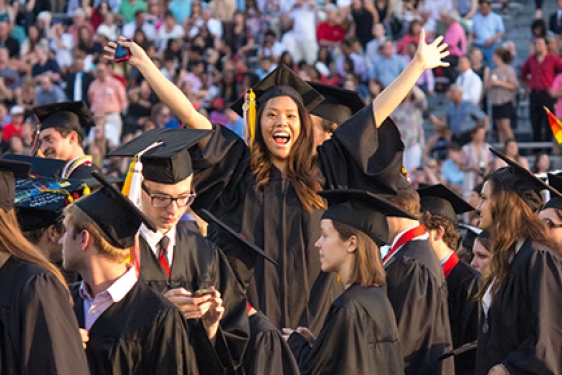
[544,173,562,210]
[418,184,474,224]
[1,154,66,178]
[490,148,562,212]
[33,101,95,138]
[198,209,278,265]
[14,178,86,232]
[108,128,211,184]
[319,189,416,247]
[0,159,31,212]
[74,171,157,248]
[308,82,365,126]
[230,64,324,117]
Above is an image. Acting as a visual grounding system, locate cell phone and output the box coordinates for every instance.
[192,288,215,298]
[114,40,131,63]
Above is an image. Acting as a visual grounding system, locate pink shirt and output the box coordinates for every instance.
[552,73,562,119]
[79,265,138,331]
[444,22,467,57]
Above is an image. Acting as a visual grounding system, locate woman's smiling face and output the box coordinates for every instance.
[259,96,301,162]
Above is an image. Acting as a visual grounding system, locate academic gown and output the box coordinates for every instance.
[384,240,455,375]
[0,256,89,375]
[190,104,404,335]
[287,284,404,375]
[476,240,562,374]
[72,280,197,375]
[446,260,479,375]
[67,162,96,179]
[138,224,249,372]
[238,311,300,375]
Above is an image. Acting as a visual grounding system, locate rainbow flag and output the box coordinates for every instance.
[546,107,562,145]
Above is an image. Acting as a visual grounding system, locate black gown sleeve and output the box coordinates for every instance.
[503,249,562,374]
[18,273,90,375]
[317,104,405,193]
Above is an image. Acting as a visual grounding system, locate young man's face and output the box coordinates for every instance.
[38,128,75,161]
[60,219,83,272]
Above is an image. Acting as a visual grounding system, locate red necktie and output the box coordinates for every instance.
[158,236,171,277]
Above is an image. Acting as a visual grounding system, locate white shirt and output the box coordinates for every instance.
[157,24,184,52]
[455,69,483,105]
[290,4,317,41]
[50,33,74,68]
[73,72,83,102]
[140,223,177,266]
[189,18,223,40]
[122,22,157,41]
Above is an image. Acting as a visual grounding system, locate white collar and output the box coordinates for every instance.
[79,264,137,303]
[389,224,429,252]
[139,223,177,251]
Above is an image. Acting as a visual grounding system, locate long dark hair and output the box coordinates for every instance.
[477,176,561,299]
[250,97,324,213]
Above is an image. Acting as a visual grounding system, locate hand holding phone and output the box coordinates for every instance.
[192,288,216,298]
[114,39,131,63]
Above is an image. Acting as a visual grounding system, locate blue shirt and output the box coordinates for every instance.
[446,100,487,135]
[168,0,193,24]
[442,158,464,186]
[471,12,504,45]
[226,118,244,139]
[368,54,406,87]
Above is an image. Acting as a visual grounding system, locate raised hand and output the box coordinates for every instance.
[415,29,450,71]
[103,37,148,68]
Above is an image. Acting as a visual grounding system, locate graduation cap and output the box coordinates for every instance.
[1,154,66,178]
[14,178,86,232]
[318,189,416,247]
[198,209,278,266]
[33,101,95,139]
[73,171,157,248]
[308,82,365,126]
[0,159,31,212]
[418,184,474,224]
[230,64,324,117]
[108,128,211,184]
[490,148,562,212]
[544,173,562,210]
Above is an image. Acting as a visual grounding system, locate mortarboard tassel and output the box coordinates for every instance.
[242,89,257,149]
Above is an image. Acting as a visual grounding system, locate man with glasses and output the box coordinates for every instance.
[109,129,250,373]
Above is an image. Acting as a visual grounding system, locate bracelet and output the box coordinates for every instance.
[499,363,510,375]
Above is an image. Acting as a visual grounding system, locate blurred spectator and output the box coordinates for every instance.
[335,38,367,78]
[403,42,434,95]
[492,139,529,171]
[521,37,562,142]
[429,85,488,145]
[64,53,95,105]
[5,135,27,155]
[287,0,318,65]
[67,9,95,44]
[35,11,53,39]
[279,51,295,70]
[392,86,426,174]
[367,39,405,87]
[123,10,156,41]
[0,0,15,28]
[441,10,466,83]
[460,124,492,199]
[470,0,504,67]
[316,3,347,48]
[423,0,453,39]
[441,143,465,194]
[424,121,451,162]
[458,0,478,19]
[151,103,179,128]
[88,60,127,145]
[487,47,519,143]
[77,26,103,61]
[365,77,384,102]
[350,0,377,49]
[258,30,286,64]
[373,0,395,38]
[0,20,17,58]
[157,11,184,52]
[224,108,244,138]
[35,75,67,106]
[20,77,36,117]
[86,111,115,167]
[532,152,550,174]
[396,19,422,55]
[89,1,116,30]
[31,44,61,83]
[455,55,483,105]
[1,105,25,149]
[469,48,489,109]
[410,167,428,189]
[364,23,386,70]
[96,11,119,41]
[549,0,562,35]
[49,20,74,76]
[124,79,157,135]
[209,0,237,22]
[423,157,443,185]
[20,25,48,61]
[0,47,21,103]
[146,0,165,29]
[255,56,277,79]
[224,10,253,58]
[119,0,147,24]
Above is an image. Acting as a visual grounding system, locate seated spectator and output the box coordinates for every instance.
[396,19,422,55]
[124,79,157,135]
[441,9,467,83]
[31,45,61,83]
[455,55,483,105]
[20,25,48,64]
[224,107,244,139]
[423,0,454,39]
[67,8,95,45]
[88,1,116,30]
[224,11,253,58]
[157,11,184,52]
[316,3,347,48]
[458,0,478,19]
[441,142,465,194]
[549,0,562,35]
[5,134,27,155]
[49,20,74,77]
[168,0,193,25]
[429,85,488,145]
[146,0,165,29]
[532,152,550,174]
[0,47,21,103]
[470,0,504,67]
[86,112,115,168]
[367,39,405,87]
[160,53,176,82]
[35,76,67,106]
[365,77,384,102]
[123,10,156,41]
[349,0,377,48]
[424,121,451,162]
[410,167,429,189]
[258,30,286,64]
[335,38,367,80]
[0,20,18,58]
[96,11,119,42]
[20,77,36,118]
[279,51,296,70]
[492,139,529,171]
[64,53,95,105]
[151,103,179,128]
[315,46,335,80]
[189,6,223,40]
[460,124,492,199]
[208,0,237,22]
[365,23,387,70]
[118,0,147,24]
[255,56,277,80]
[1,105,24,151]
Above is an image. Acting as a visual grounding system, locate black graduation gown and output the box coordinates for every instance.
[138,224,249,372]
[190,104,403,335]
[67,162,96,179]
[0,256,89,375]
[384,240,455,375]
[287,284,404,375]
[238,311,299,375]
[446,260,479,375]
[72,280,196,375]
[475,240,562,374]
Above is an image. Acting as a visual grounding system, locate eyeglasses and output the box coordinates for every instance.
[141,183,196,208]
[542,218,562,229]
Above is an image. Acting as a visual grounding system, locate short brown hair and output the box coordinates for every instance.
[420,210,459,251]
[388,185,420,216]
[64,205,128,262]
[332,221,386,287]
[56,127,84,144]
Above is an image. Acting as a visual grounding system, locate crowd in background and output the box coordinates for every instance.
[1,0,562,202]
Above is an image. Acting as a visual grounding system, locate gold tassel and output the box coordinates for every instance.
[337,274,342,283]
[121,157,137,195]
[82,184,91,196]
[243,89,257,149]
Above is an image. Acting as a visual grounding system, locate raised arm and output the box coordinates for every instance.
[104,38,212,149]
[373,29,449,127]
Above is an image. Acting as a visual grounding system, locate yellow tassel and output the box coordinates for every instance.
[82,184,91,195]
[121,157,137,195]
[337,274,342,283]
[247,89,256,149]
